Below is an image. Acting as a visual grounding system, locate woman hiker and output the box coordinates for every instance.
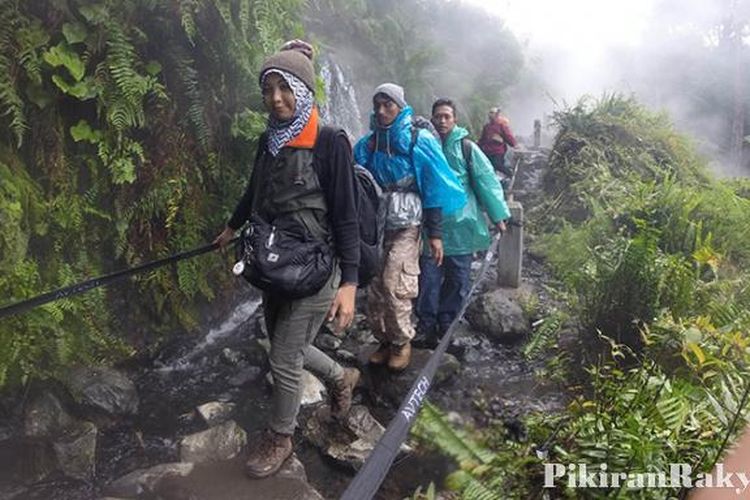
[214,40,360,479]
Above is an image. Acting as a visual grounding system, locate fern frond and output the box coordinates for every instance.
[523,310,565,360]
[0,6,28,147]
[413,402,495,465]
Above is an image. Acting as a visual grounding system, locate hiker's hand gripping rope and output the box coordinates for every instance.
[213,226,235,250]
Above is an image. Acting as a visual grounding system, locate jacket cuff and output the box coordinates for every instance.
[227,216,244,231]
[340,264,359,286]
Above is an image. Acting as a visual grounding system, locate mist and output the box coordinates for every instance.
[305,0,747,174]
[488,0,749,175]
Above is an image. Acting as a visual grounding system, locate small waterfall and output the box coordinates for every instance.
[319,58,364,140]
[155,297,262,372]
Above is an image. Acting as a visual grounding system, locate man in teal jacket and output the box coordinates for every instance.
[415,98,510,347]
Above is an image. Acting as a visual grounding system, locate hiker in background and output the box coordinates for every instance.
[478,106,518,190]
[353,83,466,371]
[414,98,510,348]
[214,40,360,479]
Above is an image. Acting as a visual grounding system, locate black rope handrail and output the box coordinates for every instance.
[0,237,238,319]
[340,232,504,500]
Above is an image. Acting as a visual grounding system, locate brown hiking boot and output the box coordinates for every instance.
[388,342,412,371]
[330,367,360,418]
[245,429,292,479]
[368,343,390,365]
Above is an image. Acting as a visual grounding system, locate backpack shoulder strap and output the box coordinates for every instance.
[461,137,476,188]
[313,125,339,164]
[409,126,420,159]
[249,132,269,214]
[461,137,473,170]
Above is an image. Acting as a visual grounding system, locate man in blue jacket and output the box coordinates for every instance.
[415,98,510,348]
[354,84,466,370]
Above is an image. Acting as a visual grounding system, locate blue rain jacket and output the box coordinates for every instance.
[353,106,466,215]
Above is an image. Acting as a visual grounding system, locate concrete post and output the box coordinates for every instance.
[497,201,523,288]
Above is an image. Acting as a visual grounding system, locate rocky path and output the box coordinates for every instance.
[0,149,567,500]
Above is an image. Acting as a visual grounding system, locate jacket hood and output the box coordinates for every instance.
[367,106,414,156]
[444,125,469,146]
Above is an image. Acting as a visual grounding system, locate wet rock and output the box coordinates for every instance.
[348,322,378,345]
[196,402,235,426]
[9,422,97,485]
[103,462,194,497]
[335,349,357,363]
[220,347,244,366]
[228,366,261,387]
[154,454,323,500]
[24,391,74,438]
[266,370,326,406]
[303,405,402,470]
[177,410,197,426]
[0,484,27,499]
[466,289,529,343]
[315,332,342,351]
[451,321,482,350]
[367,349,460,408]
[0,425,12,441]
[19,480,95,499]
[244,337,270,368]
[63,366,139,416]
[52,420,97,481]
[180,420,247,464]
[15,439,58,484]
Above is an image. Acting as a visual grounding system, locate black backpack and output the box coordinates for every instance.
[409,115,440,157]
[314,127,384,287]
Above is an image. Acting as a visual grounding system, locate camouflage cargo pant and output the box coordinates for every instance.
[367,226,421,345]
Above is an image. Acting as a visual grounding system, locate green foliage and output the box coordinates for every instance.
[523,310,565,360]
[404,482,436,500]
[0,0,304,387]
[413,403,538,499]
[534,94,750,346]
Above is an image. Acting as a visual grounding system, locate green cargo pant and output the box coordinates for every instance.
[263,266,343,435]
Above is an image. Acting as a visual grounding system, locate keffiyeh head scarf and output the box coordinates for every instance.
[262,69,314,157]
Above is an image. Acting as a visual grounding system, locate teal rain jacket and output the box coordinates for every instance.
[353,106,466,216]
[438,126,510,255]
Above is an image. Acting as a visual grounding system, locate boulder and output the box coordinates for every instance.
[227,366,261,387]
[196,402,235,426]
[466,289,529,343]
[314,332,342,351]
[334,349,357,363]
[64,366,138,416]
[153,454,323,500]
[220,348,245,366]
[303,405,406,470]
[52,420,97,481]
[0,484,28,499]
[24,391,74,438]
[104,462,194,497]
[266,370,326,406]
[180,420,246,464]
